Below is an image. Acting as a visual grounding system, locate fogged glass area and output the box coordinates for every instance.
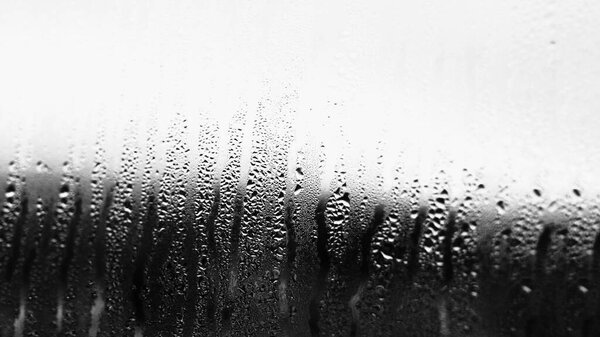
[1,1,600,336]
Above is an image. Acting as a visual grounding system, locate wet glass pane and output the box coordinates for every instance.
[1,1,599,336]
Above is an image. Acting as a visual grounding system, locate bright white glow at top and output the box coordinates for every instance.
[1,0,599,198]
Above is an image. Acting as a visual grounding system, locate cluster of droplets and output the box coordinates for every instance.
[0,160,26,334]
[191,115,219,336]
[325,157,350,266]
[148,114,192,336]
[1,161,24,259]
[1,108,600,337]
[101,120,141,336]
[233,104,277,335]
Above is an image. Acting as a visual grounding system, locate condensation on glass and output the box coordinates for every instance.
[1,0,600,336]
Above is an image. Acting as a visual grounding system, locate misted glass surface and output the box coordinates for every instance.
[1,1,600,336]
